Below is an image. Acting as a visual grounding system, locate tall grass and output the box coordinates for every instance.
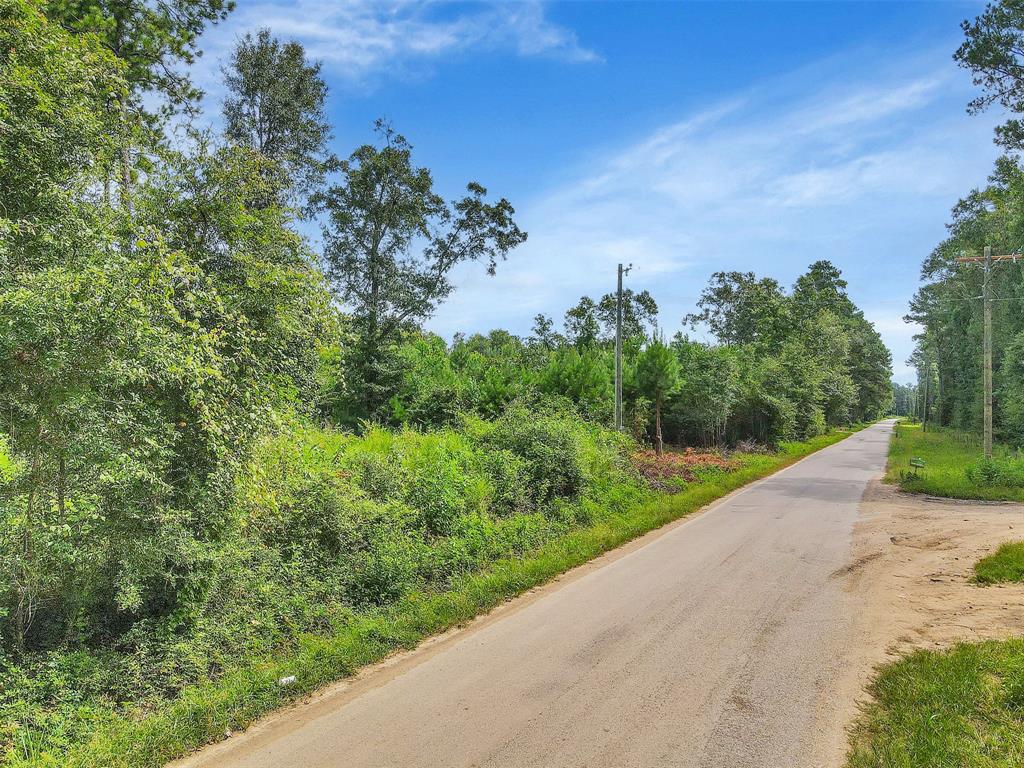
[885,423,1024,502]
[12,428,862,768]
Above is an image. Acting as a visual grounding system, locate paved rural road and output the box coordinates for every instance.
[180,421,894,768]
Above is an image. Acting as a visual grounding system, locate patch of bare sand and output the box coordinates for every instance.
[851,480,1024,653]
[833,479,1024,753]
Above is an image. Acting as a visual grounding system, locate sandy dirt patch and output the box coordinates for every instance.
[836,479,1024,741]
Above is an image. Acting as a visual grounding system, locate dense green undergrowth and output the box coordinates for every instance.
[847,639,1024,768]
[885,423,1024,502]
[1,419,860,768]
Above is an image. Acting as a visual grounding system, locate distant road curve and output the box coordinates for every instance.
[177,421,895,768]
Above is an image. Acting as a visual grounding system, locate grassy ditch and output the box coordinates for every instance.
[6,425,862,768]
[886,423,1024,502]
[847,639,1024,768]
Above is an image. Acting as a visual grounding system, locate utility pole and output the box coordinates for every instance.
[614,264,622,434]
[955,245,1021,460]
[983,245,993,459]
[922,355,929,432]
[614,263,632,432]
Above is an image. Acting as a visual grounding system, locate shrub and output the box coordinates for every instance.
[471,405,587,507]
[347,507,427,607]
[480,449,532,516]
[966,456,1024,487]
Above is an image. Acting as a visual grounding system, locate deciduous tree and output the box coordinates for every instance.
[322,121,526,420]
[223,28,333,207]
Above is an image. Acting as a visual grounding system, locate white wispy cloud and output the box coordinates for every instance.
[194,0,598,96]
[427,49,999,381]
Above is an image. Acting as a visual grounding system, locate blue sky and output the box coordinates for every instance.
[193,0,1001,380]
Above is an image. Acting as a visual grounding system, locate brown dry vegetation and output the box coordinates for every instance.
[631,447,739,491]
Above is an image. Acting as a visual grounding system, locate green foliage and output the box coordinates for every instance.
[666,339,737,446]
[905,156,1024,442]
[975,541,1024,584]
[45,0,233,120]
[1,407,648,764]
[389,334,468,427]
[596,288,658,341]
[910,4,1024,443]
[635,336,680,454]
[223,28,334,206]
[563,295,601,348]
[686,261,891,443]
[4,426,855,768]
[470,405,590,507]
[889,382,917,417]
[636,337,680,403]
[687,271,791,350]
[956,0,1024,151]
[536,347,612,422]
[966,455,1024,487]
[1000,330,1024,444]
[0,0,122,261]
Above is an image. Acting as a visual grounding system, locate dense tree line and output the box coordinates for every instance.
[904,0,1024,446]
[373,260,892,454]
[890,382,919,418]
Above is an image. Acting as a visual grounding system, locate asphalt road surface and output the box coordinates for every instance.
[179,421,894,768]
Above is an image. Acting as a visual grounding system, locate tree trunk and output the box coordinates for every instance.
[119,141,133,214]
[116,93,133,215]
[655,397,664,456]
[15,429,42,654]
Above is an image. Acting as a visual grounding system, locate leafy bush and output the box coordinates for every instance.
[966,456,1024,487]
[470,405,588,507]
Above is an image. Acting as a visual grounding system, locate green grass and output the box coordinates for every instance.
[847,639,1024,768]
[885,423,1024,502]
[975,541,1024,585]
[17,427,864,768]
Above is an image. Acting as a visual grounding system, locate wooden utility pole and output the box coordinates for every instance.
[922,354,929,432]
[983,245,993,459]
[614,264,625,431]
[955,246,1021,459]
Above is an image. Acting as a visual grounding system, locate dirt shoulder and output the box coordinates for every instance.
[839,480,1024,738]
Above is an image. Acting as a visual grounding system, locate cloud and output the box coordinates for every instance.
[194,0,598,96]
[427,47,999,383]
